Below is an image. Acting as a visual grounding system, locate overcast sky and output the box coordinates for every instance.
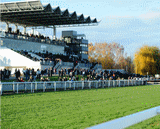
[1,0,160,57]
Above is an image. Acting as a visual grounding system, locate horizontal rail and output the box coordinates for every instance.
[0,80,146,95]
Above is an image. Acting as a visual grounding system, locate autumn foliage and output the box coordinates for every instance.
[88,42,134,73]
[134,45,160,75]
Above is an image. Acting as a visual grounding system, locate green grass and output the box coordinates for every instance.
[1,85,160,129]
[126,114,160,129]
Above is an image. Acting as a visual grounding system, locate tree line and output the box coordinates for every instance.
[88,42,160,75]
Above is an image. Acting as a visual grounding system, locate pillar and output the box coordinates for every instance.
[53,26,56,40]
[32,28,34,35]
[23,26,26,34]
[6,22,9,32]
[15,24,18,33]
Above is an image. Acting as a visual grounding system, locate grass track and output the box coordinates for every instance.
[1,85,160,129]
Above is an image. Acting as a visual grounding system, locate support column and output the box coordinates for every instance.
[53,26,56,40]
[32,28,34,35]
[15,24,18,33]
[6,22,9,32]
[23,26,26,35]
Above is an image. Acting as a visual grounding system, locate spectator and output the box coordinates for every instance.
[76,75,79,81]
[32,70,37,81]
[48,68,51,77]
[45,77,50,81]
[68,78,71,81]
[25,68,29,81]
[40,77,45,81]
[16,69,21,79]
[61,68,64,77]
[28,76,33,82]
[22,68,26,76]
[72,76,75,81]
[20,77,25,82]
[64,68,67,76]
[36,69,41,80]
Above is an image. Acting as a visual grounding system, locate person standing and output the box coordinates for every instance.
[48,68,51,77]
[32,69,36,81]
[36,69,41,80]
[22,68,26,77]
[51,67,53,77]
[15,68,17,79]
[64,68,66,76]
[25,68,29,81]
[58,69,61,77]
[17,69,21,79]
[0,69,2,81]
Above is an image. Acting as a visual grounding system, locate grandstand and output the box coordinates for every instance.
[0,0,104,72]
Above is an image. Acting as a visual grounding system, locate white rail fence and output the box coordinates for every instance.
[0,80,146,95]
[87,106,160,129]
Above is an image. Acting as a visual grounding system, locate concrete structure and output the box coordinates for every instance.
[0,47,41,74]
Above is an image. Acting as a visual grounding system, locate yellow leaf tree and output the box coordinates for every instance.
[88,42,125,69]
[134,45,160,75]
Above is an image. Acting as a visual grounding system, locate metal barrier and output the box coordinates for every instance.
[0,80,146,95]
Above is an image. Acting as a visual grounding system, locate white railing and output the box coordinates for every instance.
[0,80,146,95]
[87,106,160,129]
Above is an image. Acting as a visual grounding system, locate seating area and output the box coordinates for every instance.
[5,32,66,46]
[11,49,40,62]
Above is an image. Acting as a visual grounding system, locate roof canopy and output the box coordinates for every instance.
[0,0,100,27]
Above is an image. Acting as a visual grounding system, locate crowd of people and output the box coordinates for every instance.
[5,29,66,45]
[0,69,11,81]
[0,67,148,82]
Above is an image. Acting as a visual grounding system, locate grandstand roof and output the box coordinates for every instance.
[0,0,100,27]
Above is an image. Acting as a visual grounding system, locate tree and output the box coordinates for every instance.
[88,42,130,70]
[134,45,160,75]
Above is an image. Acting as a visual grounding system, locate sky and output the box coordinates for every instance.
[1,0,160,58]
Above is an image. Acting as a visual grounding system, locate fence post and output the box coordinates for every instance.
[17,83,18,94]
[31,83,32,93]
[89,81,91,89]
[35,82,37,91]
[96,82,98,89]
[102,81,104,88]
[124,80,125,87]
[108,80,110,88]
[33,83,34,93]
[43,82,45,92]
[13,82,15,92]
[64,82,66,91]
[128,80,130,86]
[74,82,75,90]
[113,80,115,87]
[70,82,71,89]
[54,82,56,91]
[135,80,136,86]
[82,81,84,89]
[0,82,2,95]
[119,80,120,87]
